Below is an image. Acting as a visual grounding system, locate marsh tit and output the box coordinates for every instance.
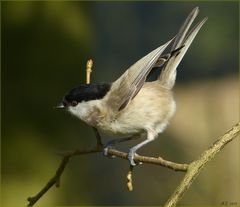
[56,7,207,165]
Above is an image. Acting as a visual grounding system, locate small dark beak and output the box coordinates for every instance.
[54,102,66,109]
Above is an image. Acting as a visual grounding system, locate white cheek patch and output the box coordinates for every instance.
[68,103,86,119]
[68,106,78,118]
[67,100,102,121]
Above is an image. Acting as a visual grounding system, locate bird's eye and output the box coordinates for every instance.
[71,100,78,106]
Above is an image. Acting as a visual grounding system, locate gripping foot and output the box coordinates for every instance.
[103,144,116,159]
[127,150,142,166]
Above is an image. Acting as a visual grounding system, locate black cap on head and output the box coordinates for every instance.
[57,83,111,108]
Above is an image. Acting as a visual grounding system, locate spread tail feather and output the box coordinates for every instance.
[159,7,207,89]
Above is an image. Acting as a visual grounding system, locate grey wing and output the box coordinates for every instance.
[106,38,173,112]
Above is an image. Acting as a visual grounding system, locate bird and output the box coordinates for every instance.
[56,7,207,166]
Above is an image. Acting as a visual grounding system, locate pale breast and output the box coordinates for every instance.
[98,81,176,135]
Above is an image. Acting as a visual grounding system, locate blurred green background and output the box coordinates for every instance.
[1,1,239,206]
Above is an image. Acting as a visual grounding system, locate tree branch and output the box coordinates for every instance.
[27,148,99,207]
[92,127,103,148]
[27,128,187,207]
[27,123,239,207]
[107,148,188,171]
[164,122,240,207]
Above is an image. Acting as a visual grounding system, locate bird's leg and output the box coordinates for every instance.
[128,130,158,166]
[103,135,140,158]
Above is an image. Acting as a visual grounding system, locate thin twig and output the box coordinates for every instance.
[27,123,239,207]
[164,122,240,207]
[127,165,134,191]
[27,148,100,207]
[92,127,103,148]
[26,128,188,207]
[86,59,93,84]
[107,148,188,171]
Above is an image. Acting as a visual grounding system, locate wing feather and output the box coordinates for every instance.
[105,7,207,112]
[159,7,207,89]
[106,39,173,112]
[159,17,207,89]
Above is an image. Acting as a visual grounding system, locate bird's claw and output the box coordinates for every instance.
[103,145,116,159]
[128,151,142,166]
